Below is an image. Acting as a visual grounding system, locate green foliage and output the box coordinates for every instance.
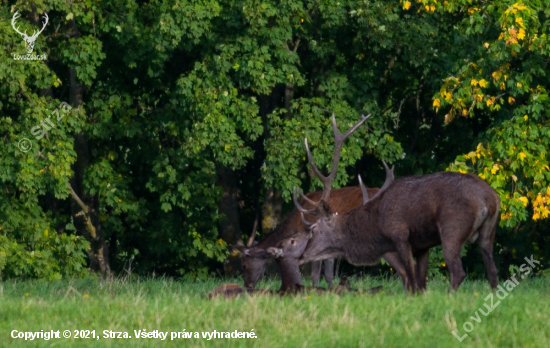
[1,0,549,279]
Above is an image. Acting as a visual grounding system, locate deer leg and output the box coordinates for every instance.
[415,249,430,291]
[383,252,409,290]
[394,238,418,293]
[323,258,335,289]
[311,261,321,287]
[441,241,466,291]
[477,221,498,289]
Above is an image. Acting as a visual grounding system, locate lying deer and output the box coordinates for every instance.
[269,114,500,293]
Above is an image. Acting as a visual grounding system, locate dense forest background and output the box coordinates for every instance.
[1,0,549,281]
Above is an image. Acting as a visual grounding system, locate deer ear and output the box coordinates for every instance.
[266,247,284,258]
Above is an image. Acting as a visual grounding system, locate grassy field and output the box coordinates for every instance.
[1,275,549,347]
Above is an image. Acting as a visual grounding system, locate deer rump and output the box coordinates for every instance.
[292,171,499,292]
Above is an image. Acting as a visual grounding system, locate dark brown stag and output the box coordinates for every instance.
[270,118,500,293]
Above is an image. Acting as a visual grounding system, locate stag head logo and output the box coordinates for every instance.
[11,11,48,54]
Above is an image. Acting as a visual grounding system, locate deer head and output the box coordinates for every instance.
[281,114,384,262]
[232,233,271,288]
[12,11,48,53]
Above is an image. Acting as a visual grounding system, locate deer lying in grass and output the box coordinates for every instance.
[269,114,500,293]
[207,276,382,299]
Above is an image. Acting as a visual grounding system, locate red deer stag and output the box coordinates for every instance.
[269,117,500,293]
[236,115,425,291]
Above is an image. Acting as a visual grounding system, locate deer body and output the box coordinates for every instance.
[239,187,413,291]
[298,171,499,292]
[274,113,499,293]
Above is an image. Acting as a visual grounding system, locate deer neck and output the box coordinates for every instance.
[276,257,302,292]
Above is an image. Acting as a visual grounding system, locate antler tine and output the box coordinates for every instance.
[317,113,371,201]
[332,113,371,142]
[300,212,314,227]
[358,174,369,205]
[379,161,395,192]
[299,191,318,207]
[293,187,317,215]
[304,137,327,188]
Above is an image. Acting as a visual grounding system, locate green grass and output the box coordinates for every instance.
[1,275,549,347]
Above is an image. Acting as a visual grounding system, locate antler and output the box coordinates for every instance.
[305,113,371,202]
[11,12,27,38]
[30,13,48,40]
[358,160,395,205]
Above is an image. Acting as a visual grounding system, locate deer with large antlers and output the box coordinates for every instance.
[236,186,421,291]
[12,11,49,54]
[236,114,424,292]
[269,115,500,293]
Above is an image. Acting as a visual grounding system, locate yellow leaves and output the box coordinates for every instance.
[518,152,527,161]
[479,79,489,88]
[491,164,500,174]
[424,5,435,12]
[505,27,518,45]
[515,4,527,11]
[486,97,494,106]
[44,229,49,238]
[443,91,453,101]
[468,8,480,15]
[511,174,518,182]
[466,151,477,164]
[500,82,506,90]
[301,18,304,23]
[403,1,411,10]
[509,97,516,104]
[471,79,478,86]
[515,17,524,28]
[476,142,485,153]
[532,190,550,221]
[483,42,489,49]
[433,98,441,108]
[492,71,502,81]
[462,109,468,117]
[523,114,527,120]
[458,168,467,174]
[519,196,528,207]
[518,28,526,40]
[516,82,522,87]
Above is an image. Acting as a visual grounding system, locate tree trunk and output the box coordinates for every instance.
[67,65,111,277]
[218,166,242,275]
[218,166,241,243]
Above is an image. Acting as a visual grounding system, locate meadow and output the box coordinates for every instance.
[1,275,549,348]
